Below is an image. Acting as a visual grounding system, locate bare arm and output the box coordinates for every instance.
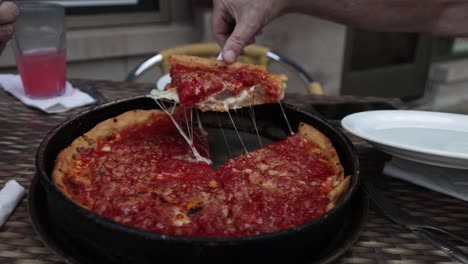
[288,0,468,35]
[0,1,19,55]
[213,0,468,63]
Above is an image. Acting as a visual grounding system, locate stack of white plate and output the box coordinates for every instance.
[342,110,468,201]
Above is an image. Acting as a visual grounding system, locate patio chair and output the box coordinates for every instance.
[126,42,324,95]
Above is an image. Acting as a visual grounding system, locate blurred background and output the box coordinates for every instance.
[2,0,468,114]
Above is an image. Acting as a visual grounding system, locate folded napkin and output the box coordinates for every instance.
[383,157,468,202]
[0,74,96,113]
[0,180,25,228]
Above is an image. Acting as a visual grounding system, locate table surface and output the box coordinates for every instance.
[0,79,467,264]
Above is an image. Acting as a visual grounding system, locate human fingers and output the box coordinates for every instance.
[0,23,13,43]
[213,18,260,59]
[213,0,262,63]
[246,38,255,46]
[222,21,261,63]
[0,41,6,55]
[213,0,286,63]
[0,1,19,25]
[212,0,235,50]
[246,28,262,45]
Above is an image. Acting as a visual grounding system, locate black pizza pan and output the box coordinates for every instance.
[28,174,369,264]
[35,96,360,263]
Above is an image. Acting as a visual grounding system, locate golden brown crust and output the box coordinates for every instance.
[52,109,167,201]
[326,176,351,212]
[169,54,264,72]
[297,122,350,212]
[169,55,287,88]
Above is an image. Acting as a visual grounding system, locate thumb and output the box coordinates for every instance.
[222,22,259,64]
[0,42,6,56]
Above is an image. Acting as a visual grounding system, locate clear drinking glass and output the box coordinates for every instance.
[12,2,66,99]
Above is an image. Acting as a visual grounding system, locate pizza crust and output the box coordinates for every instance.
[169,54,266,73]
[52,109,168,201]
[297,122,351,212]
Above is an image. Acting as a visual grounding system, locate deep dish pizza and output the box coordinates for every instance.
[150,55,287,112]
[52,109,350,237]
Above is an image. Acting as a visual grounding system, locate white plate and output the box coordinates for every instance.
[156,73,171,91]
[341,110,468,169]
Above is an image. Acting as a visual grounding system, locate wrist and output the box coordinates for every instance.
[268,0,297,16]
[281,0,307,13]
[281,0,320,15]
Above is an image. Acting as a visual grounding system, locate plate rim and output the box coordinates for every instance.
[156,73,171,90]
[341,110,468,161]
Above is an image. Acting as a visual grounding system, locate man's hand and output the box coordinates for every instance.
[212,0,287,64]
[213,0,468,65]
[0,1,19,55]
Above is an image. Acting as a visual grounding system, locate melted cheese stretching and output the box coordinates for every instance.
[148,87,256,160]
[202,86,255,109]
[149,87,256,109]
[147,94,212,165]
[150,89,180,102]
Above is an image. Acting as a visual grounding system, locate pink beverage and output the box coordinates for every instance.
[15,48,66,98]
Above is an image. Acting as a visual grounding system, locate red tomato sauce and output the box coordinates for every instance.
[217,134,333,236]
[170,64,280,106]
[63,115,335,237]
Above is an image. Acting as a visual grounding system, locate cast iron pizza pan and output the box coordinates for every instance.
[28,174,369,264]
[35,96,360,263]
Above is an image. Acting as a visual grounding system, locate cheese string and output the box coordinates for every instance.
[196,110,208,137]
[193,110,209,149]
[216,112,232,158]
[225,104,248,154]
[150,97,212,165]
[149,92,291,159]
[248,95,263,147]
[279,101,294,135]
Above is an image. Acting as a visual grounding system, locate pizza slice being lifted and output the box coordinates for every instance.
[150,55,287,112]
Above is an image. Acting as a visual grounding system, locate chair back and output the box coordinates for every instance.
[159,43,270,73]
[127,42,323,95]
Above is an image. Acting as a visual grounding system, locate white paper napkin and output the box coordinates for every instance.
[0,180,25,228]
[383,157,468,202]
[0,74,96,113]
